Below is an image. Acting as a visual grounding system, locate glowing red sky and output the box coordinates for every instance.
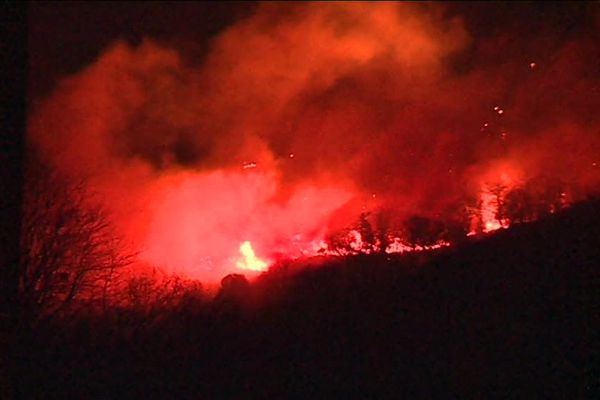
[28,2,600,282]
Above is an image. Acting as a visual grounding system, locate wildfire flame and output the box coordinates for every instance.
[480,190,504,233]
[235,241,268,272]
[27,3,600,283]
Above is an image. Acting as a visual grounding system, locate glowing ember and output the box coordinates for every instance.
[236,241,268,272]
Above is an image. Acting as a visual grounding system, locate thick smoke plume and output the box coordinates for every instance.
[28,2,600,282]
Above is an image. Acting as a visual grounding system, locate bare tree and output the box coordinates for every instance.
[487,182,508,224]
[358,212,376,253]
[20,155,134,321]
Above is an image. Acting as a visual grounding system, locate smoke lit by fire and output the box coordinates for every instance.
[28,3,600,282]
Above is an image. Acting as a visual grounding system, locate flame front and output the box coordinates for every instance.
[480,190,504,233]
[236,241,268,272]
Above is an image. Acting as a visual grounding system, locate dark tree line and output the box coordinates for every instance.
[497,176,570,224]
[326,175,575,255]
[15,154,580,321]
[5,153,597,398]
[8,196,598,399]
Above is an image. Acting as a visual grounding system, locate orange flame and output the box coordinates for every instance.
[235,241,268,271]
[480,190,503,232]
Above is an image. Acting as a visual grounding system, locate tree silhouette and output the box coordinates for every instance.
[325,228,356,256]
[123,270,204,332]
[358,212,376,253]
[404,215,445,248]
[525,176,566,217]
[20,155,134,322]
[487,182,509,225]
[374,209,392,254]
[499,187,533,224]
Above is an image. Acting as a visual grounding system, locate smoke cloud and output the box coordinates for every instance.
[28,2,600,281]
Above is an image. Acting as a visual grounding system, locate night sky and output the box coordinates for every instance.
[29,2,596,101]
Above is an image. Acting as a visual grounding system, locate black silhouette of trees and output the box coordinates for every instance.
[358,210,401,254]
[122,270,204,331]
[436,200,472,243]
[486,182,509,226]
[326,210,399,255]
[358,212,376,253]
[525,176,566,216]
[325,228,356,256]
[20,156,134,321]
[127,271,203,312]
[498,176,568,225]
[374,209,392,254]
[499,187,532,224]
[404,215,446,248]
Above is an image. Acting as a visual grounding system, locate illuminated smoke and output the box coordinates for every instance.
[28,3,600,282]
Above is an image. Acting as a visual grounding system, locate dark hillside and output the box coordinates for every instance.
[11,200,600,399]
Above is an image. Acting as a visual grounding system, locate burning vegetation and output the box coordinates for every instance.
[7,3,599,398]
[26,2,600,296]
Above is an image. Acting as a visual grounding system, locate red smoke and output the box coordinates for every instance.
[28,3,600,282]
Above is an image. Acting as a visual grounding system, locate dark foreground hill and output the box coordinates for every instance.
[9,200,600,399]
